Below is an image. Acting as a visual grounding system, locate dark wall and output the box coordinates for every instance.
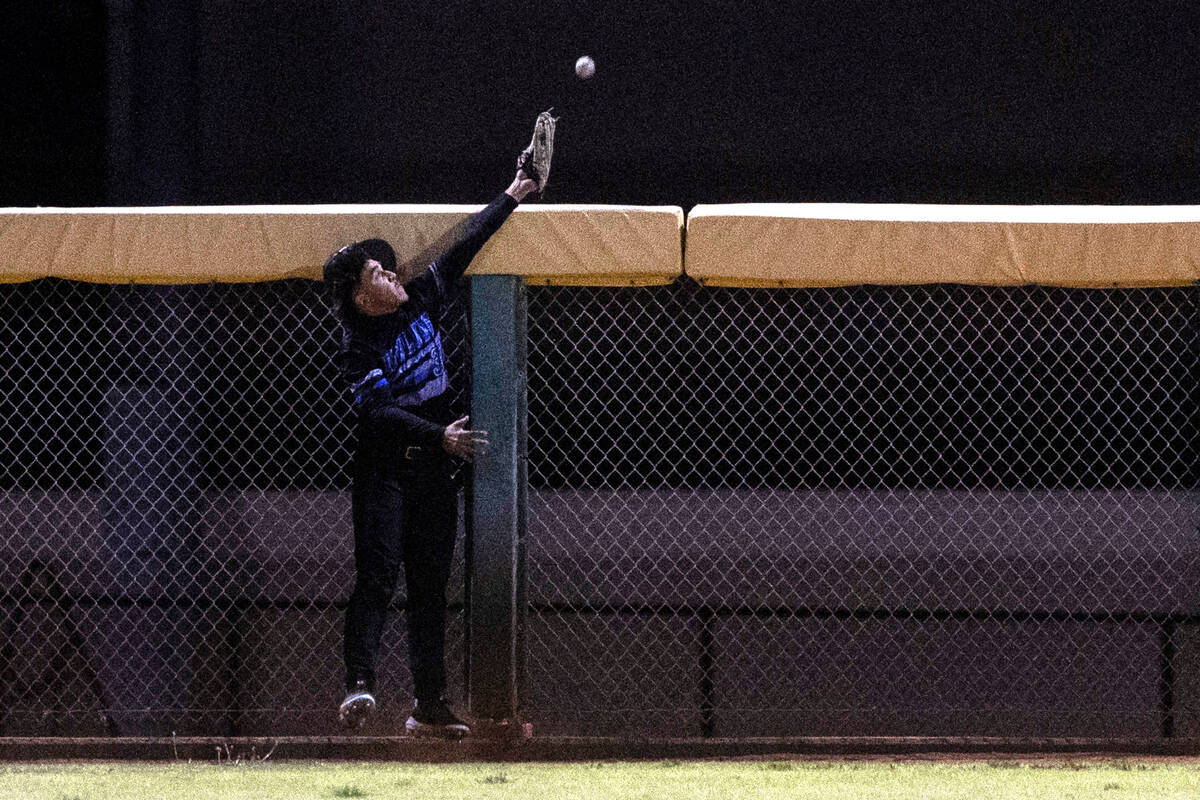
[3,2,1199,207]
[0,0,106,206]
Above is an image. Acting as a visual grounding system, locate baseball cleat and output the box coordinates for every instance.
[338,680,376,730]
[405,696,471,740]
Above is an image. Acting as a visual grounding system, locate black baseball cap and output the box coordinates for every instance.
[322,237,396,316]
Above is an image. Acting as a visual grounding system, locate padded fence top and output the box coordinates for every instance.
[5,202,1199,287]
[0,204,684,286]
[686,204,1200,288]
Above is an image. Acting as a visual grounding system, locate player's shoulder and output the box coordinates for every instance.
[404,266,446,310]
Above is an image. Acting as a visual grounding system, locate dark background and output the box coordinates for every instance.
[3,1,1198,209]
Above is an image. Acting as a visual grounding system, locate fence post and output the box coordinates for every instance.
[467,275,527,727]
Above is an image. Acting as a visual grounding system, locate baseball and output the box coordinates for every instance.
[575,55,595,79]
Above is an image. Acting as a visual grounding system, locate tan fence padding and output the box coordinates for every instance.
[686,204,1200,288]
[0,204,684,286]
[8,202,1197,288]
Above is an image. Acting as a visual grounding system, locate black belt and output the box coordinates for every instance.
[354,441,449,475]
[402,444,443,461]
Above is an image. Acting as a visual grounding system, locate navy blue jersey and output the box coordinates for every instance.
[337,192,518,447]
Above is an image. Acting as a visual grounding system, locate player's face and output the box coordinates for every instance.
[353,258,408,315]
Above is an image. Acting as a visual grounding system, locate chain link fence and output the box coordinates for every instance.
[0,279,470,736]
[522,281,1198,738]
[0,277,1195,738]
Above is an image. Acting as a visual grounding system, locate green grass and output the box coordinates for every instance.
[2,759,1198,800]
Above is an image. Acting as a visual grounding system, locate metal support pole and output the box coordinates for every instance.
[467,275,527,726]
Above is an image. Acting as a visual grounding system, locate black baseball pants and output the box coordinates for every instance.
[343,448,459,705]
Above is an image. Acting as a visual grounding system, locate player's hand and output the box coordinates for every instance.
[442,415,489,462]
[506,152,539,201]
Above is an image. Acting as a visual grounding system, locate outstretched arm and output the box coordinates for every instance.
[348,365,445,446]
[345,354,490,461]
[356,391,489,462]
[426,156,539,290]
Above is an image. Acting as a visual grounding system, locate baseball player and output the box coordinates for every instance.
[322,150,539,738]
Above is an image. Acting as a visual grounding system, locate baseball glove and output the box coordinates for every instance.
[519,109,558,194]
